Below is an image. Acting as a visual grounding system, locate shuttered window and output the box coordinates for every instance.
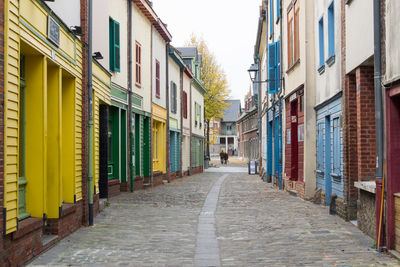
[155,60,160,98]
[269,0,274,36]
[276,0,280,19]
[183,91,188,119]
[287,0,300,67]
[268,42,277,93]
[135,42,142,86]
[332,118,341,176]
[328,3,335,57]
[171,81,177,114]
[318,18,325,67]
[287,10,294,67]
[109,18,120,72]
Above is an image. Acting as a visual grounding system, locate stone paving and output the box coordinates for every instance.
[29,162,399,266]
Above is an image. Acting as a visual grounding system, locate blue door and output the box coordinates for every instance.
[267,120,273,180]
[273,115,282,189]
[316,122,325,191]
[325,117,332,205]
[170,131,176,173]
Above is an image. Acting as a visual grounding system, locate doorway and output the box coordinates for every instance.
[290,100,298,181]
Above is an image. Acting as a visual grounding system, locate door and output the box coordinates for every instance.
[99,105,109,199]
[274,116,282,188]
[108,107,119,180]
[325,116,332,205]
[290,100,298,181]
[316,122,325,191]
[170,131,176,173]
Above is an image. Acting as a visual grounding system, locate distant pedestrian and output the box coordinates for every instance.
[224,152,229,165]
[220,150,225,164]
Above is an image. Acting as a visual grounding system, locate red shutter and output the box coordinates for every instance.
[156,60,160,98]
[183,91,187,119]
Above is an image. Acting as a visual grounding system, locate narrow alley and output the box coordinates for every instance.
[29,159,398,266]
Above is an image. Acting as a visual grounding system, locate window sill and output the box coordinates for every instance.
[318,64,325,75]
[135,83,141,89]
[286,58,300,74]
[155,95,160,99]
[326,55,335,67]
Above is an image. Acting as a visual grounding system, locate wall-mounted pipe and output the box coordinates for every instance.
[88,0,94,226]
[128,0,134,192]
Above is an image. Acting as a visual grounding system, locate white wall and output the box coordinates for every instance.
[109,0,128,89]
[47,0,81,29]
[191,83,204,137]
[92,0,109,71]
[132,4,152,113]
[152,30,167,109]
[385,0,400,84]
[345,0,374,74]
[183,73,191,132]
[315,0,342,105]
[168,55,181,129]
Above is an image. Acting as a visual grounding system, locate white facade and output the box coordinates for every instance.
[132,3,153,113]
[182,71,192,173]
[168,55,181,129]
[92,0,110,72]
[315,0,342,105]
[152,30,167,109]
[384,0,400,84]
[191,82,205,138]
[345,0,374,74]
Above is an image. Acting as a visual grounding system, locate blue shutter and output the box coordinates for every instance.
[318,18,325,67]
[328,3,335,57]
[276,39,281,91]
[276,0,280,19]
[333,118,340,175]
[269,0,274,36]
[317,123,324,171]
[268,42,277,93]
[114,21,120,71]
[109,18,115,70]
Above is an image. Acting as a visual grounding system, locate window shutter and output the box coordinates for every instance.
[183,91,187,118]
[276,0,280,19]
[174,83,177,113]
[114,21,120,72]
[319,18,325,67]
[109,19,115,70]
[156,61,160,98]
[328,3,335,57]
[268,43,277,93]
[276,40,281,91]
[269,0,274,36]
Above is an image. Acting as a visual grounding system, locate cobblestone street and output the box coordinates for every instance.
[30,161,399,266]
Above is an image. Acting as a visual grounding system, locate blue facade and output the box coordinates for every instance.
[316,95,343,204]
[267,101,283,189]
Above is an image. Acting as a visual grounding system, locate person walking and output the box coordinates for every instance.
[220,150,225,164]
[224,152,229,165]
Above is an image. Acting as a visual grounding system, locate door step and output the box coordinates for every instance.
[287,189,298,197]
[42,234,58,247]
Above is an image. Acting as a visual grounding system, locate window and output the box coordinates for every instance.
[109,18,120,72]
[298,124,304,142]
[332,117,341,177]
[287,8,294,67]
[294,1,300,62]
[194,102,198,126]
[270,0,274,36]
[316,123,324,171]
[328,3,335,57]
[135,42,141,86]
[170,81,177,114]
[155,60,160,98]
[183,91,188,119]
[318,17,325,67]
[268,40,281,94]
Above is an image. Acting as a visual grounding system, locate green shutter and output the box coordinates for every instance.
[109,18,120,72]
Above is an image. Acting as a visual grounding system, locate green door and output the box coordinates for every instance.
[108,107,119,180]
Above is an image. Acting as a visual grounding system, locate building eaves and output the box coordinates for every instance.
[169,46,186,69]
[133,0,157,23]
[192,78,207,95]
[154,18,172,43]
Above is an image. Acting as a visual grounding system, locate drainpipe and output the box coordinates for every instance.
[374,0,384,250]
[373,0,383,179]
[256,57,262,172]
[166,43,171,183]
[128,0,134,192]
[88,0,94,226]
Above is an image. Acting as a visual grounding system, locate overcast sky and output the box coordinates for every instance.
[153,0,261,107]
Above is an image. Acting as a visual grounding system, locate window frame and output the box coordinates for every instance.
[155,59,160,99]
[135,41,142,87]
[318,16,325,68]
[327,2,335,58]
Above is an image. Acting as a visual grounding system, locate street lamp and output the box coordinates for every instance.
[247,63,259,83]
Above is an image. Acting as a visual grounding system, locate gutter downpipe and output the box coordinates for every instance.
[374,0,384,250]
[88,0,94,226]
[128,0,134,192]
[166,43,171,183]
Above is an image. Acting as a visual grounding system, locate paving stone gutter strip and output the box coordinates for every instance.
[194,174,228,267]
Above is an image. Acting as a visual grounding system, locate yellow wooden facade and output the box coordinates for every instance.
[3,0,85,234]
[92,62,111,194]
[152,103,167,173]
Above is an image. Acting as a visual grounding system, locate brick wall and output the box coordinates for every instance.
[356,66,376,182]
[341,0,358,221]
[80,0,89,225]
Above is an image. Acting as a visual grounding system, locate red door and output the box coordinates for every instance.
[290,100,298,181]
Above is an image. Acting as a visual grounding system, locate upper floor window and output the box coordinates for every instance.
[270,0,274,36]
[135,42,141,86]
[109,18,120,72]
[318,17,325,67]
[287,0,300,68]
[276,0,280,19]
[183,91,188,119]
[170,81,177,114]
[328,3,335,58]
[155,60,160,98]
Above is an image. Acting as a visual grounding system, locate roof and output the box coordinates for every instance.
[176,47,198,58]
[222,100,241,122]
